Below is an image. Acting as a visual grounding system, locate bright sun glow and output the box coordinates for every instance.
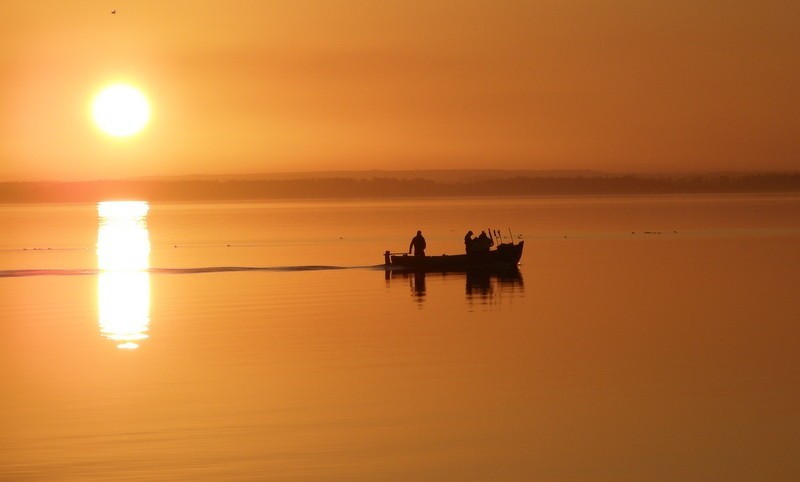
[92,84,150,137]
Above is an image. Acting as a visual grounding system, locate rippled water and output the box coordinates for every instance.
[1,195,799,481]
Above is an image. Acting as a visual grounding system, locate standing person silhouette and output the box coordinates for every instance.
[409,230,427,257]
[464,230,474,253]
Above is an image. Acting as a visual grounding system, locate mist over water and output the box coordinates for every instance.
[1,195,799,481]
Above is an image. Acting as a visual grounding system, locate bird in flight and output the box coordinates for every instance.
[111,9,117,14]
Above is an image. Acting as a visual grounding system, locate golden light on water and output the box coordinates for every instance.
[97,201,151,349]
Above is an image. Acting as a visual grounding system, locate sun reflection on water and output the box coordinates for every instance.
[97,201,151,349]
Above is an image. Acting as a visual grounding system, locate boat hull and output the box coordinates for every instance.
[386,241,524,271]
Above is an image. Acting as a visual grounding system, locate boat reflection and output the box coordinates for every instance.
[385,268,524,302]
[96,201,151,349]
[412,271,426,302]
[465,268,524,300]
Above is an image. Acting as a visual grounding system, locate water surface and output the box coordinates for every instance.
[1,195,799,481]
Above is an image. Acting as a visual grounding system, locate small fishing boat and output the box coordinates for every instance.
[384,241,524,271]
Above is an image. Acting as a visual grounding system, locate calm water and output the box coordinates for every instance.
[1,195,799,481]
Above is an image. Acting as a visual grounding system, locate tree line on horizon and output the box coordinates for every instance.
[1,173,799,203]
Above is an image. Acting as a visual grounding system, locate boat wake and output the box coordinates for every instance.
[0,265,378,278]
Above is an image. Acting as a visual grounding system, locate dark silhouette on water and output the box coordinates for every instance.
[412,271,426,300]
[384,268,523,302]
[464,230,474,253]
[465,268,523,298]
[472,230,494,253]
[388,232,523,271]
[408,230,427,257]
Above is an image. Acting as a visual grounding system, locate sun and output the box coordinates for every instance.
[92,84,151,137]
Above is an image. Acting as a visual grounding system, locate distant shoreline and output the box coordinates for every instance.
[1,172,799,203]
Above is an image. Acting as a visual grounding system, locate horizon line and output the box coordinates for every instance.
[4,168,800,184]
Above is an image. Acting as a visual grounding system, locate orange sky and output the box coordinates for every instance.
[1,1,798,181]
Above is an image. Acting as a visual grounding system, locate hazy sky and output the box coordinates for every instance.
[2,0,798,180]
